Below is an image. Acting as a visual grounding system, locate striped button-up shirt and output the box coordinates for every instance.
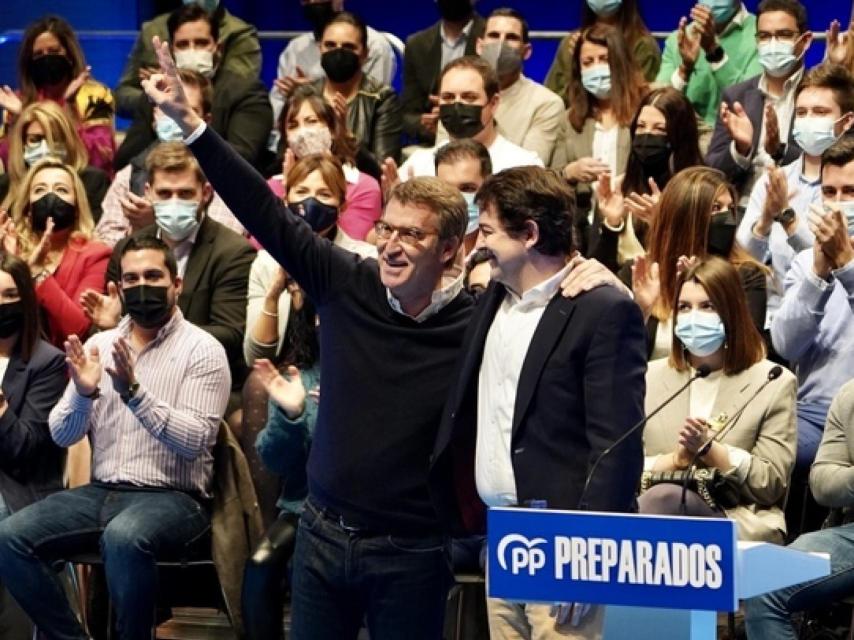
[49,309,231,497]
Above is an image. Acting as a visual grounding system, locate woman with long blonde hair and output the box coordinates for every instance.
[5,159,110,346]
[1,101,109,219]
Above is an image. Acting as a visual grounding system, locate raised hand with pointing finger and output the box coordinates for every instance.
[140,36,202,135]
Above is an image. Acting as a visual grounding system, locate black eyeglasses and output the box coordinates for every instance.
[373,220,439,245]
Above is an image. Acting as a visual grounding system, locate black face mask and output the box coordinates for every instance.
[290,197,339,232]
[0,301,24,339]
[437,0,473,22]
[439,102,485,139]
[707,209,738,257]
[29,54,73,88]
[321,48,361,83]
[122,285,173,329]
[304,3,337,40]
[632,133,671,171]
[30,192,76,233]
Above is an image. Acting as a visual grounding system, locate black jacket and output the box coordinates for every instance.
[400,15,486,144]
[308,76,402,165]
[0,339,67,513]
[431,280,648,535]
[114,70,273,171]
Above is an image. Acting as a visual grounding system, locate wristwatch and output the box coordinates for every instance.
[121,381,140,403]
[774,207,796,227]
[706,45,725,64]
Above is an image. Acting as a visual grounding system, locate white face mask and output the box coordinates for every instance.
[174,49,215,78]
[758,38,801,78]
[288,126,333,158]
[793,116,841,157]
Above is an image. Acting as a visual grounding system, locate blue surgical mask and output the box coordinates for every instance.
[586,0,622,17]
[699,0,737,25]
[23,140,50,167]
[154,199,200,241]
[581,65,611,100]
[793,116,840,157]
[462,191,479,235]
[675,310,726,357]
[154,114,184,142]
[758,39,800,78]
[833,201,854,236]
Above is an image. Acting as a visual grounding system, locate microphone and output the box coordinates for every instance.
[678,365,784,514]
[577,364,711,510]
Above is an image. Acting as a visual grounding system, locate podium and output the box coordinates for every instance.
[487,507,830,640]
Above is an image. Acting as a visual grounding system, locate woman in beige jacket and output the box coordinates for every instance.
[639,257,797,543]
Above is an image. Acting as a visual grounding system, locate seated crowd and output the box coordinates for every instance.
[3,0,854,638]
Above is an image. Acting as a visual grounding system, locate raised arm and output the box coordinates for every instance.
[141,36,361,304]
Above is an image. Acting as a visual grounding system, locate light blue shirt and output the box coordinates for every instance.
[771,249,854,410]
[736,156,819,325]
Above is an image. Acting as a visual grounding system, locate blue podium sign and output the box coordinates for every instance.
[488,508,738,612]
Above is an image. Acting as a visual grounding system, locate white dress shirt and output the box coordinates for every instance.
[475,263,571,507]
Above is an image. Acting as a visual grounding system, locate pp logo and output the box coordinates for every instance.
[496,534,547,576]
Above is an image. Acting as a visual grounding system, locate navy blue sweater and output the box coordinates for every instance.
[190,127,474,534]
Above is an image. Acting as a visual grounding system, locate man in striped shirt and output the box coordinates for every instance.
[0,236,231,640]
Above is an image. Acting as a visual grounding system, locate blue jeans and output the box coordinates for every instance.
[0,482,210,640]
[795,402,829,472]
[744,524,854,640]
[289,498,453,640]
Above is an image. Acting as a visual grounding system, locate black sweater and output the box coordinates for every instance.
[190,127,474,534]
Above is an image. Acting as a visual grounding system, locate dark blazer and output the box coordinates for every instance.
[114,70,273,172]
[0,339,67,513]
[309,76,402,165]
[430,281,648,535]
[706,75,801,191]
[400,15,486,144]
[106,215,256,390]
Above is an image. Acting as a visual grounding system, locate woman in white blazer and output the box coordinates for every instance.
[639,257,797,543]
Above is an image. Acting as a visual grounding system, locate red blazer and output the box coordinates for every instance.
[36,238,111,347]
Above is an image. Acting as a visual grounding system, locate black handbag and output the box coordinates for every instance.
[640,467,741,511]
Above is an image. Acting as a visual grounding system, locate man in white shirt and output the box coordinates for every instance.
[706,0,813,199]
[390,56,542,184]
[433,166,647,640]
[269,0,397,129]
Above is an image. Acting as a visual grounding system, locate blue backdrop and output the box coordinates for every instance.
[0,0,845,129]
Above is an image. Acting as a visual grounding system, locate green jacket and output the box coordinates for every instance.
[656,12,761,125]
[544,32,661,104]
[115,9,261,119]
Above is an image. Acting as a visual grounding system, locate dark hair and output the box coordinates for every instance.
[822,134,854,173]
[0,253,40,362]
[178,68,213,116]
[322,11,368,50]
[475,166,575,257]
[119,236,179,282]
[580,0,652,53]
[567,24,648,132]
[434,138,493,177]
[167,4,220,42]
[18,15,86,107]
[279,294,319,370]
[670,257,766,375]
[284,85,359,164]
[796,64,854,117]
[487,8,529,43]
[648,166,762,320]
[440,55,500,100]
[623,87,704,196]
[757,0,808,33]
